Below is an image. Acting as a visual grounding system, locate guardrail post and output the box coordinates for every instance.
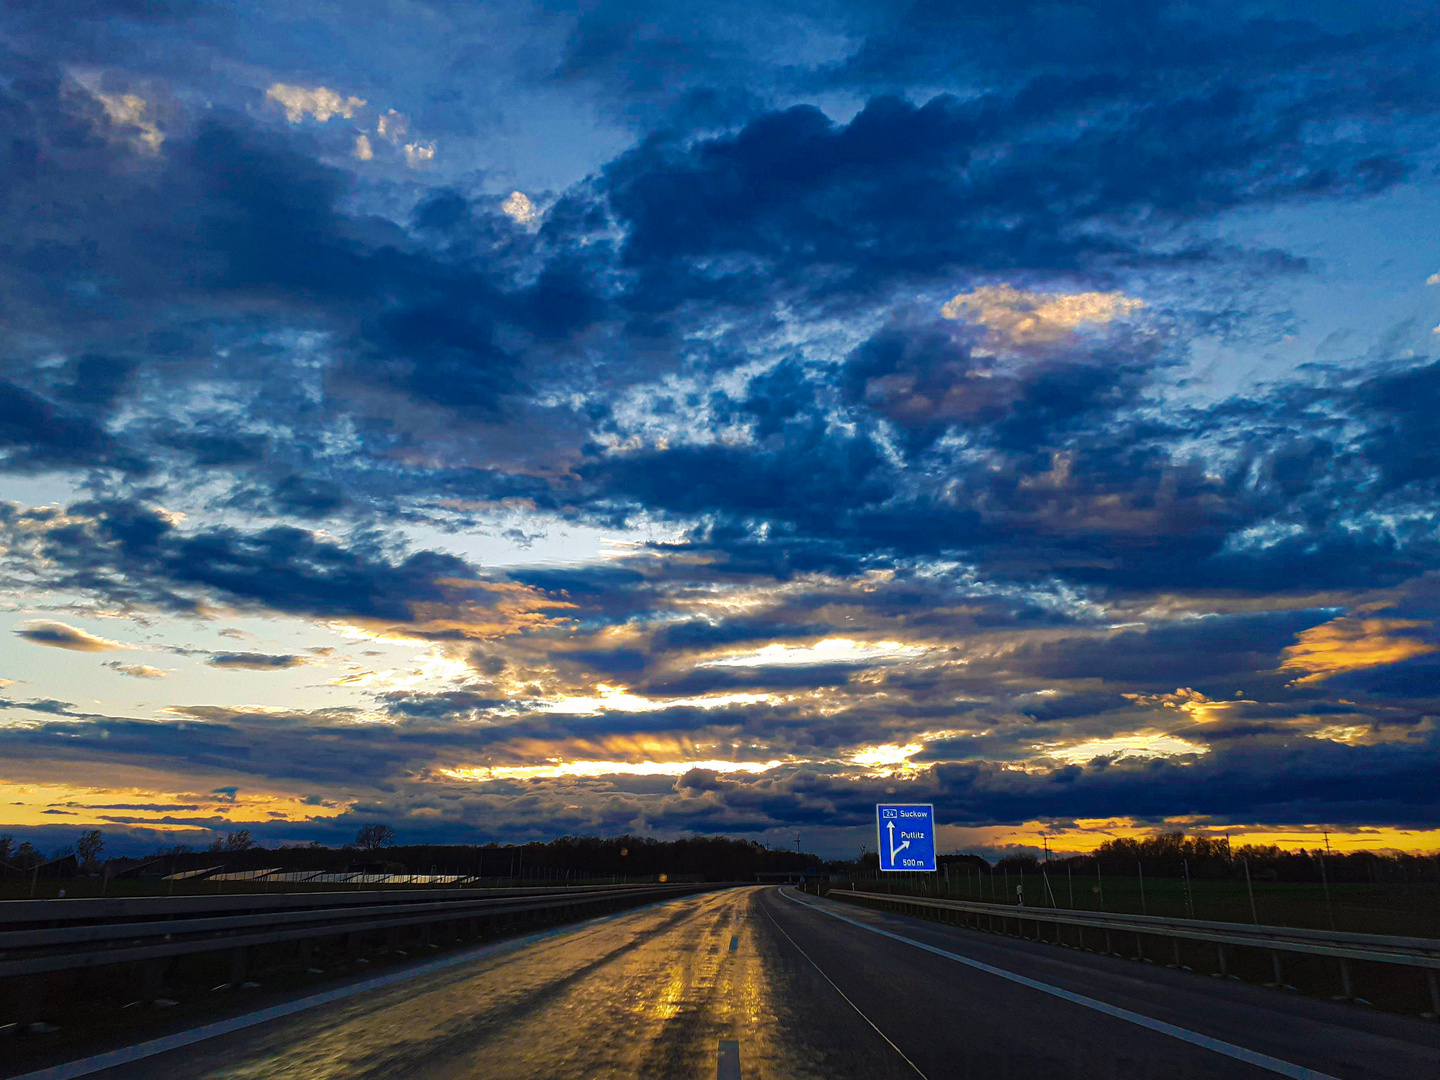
[15,972,56,1029]
[140,957,168,1002]
[1337,958,1353,1000]
[1427,969,1440,1017]
[229,947,248,986]
[1216,943,1228,977]
[1269,950,1285,988]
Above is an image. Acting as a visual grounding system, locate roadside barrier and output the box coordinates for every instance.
[0,882,714,984]
[825,886,1440,1016]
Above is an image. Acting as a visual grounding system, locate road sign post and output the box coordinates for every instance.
[876,804,937,872]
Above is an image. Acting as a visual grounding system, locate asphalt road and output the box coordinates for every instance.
[31,886,1440,1080]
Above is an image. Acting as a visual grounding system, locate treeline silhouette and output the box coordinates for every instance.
[12,827,1437,885]
[133,833,829,882]
[988,831,1440,884]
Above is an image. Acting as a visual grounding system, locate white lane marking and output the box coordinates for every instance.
[13,894,719,1080]
[760,899,929,1079]
[717,1039,742,1080]
[781,890,1343,1080]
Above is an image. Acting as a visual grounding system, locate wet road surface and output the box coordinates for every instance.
[59,886,1440,1079]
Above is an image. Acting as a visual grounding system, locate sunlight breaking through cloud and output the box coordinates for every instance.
[441,759,786,781]
[1036,733,1209,765]
[941,285,1145,345]
[266,83,365,123]
[1280,616,1437,683]
[701,638,929,667]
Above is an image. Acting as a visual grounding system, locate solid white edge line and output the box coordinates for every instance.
[10,893,713,1080]
[780,889,1343,1080]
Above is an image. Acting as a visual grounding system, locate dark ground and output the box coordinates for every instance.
[10,886,1439,1079]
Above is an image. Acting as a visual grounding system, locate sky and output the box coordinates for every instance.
[4,1,1440,860]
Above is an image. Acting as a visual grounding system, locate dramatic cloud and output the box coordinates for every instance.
[940,286,1145,346]
[15,622,123,653]
[104,662,169,679]
[207,652,307,671]
[502,191,537,224]
[2,0,1440,855]
[403,140,436,168]
[82,84,164,151]
[265,84,365,123]
[1280,617,1438,684]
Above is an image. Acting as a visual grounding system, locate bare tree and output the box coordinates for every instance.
[223,829,254,852]
[355,823,395,851]
[76,829,104,870]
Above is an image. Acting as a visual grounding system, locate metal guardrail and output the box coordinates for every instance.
[828,888,1440,970]
[827,887,1440,1014]
[0,883,715,979]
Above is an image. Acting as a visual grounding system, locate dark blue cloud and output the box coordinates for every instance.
[599,85,1413,309]
[5,0,1440,851]
[1013,611,1325,690]
[642,663,859,696]
[207,652,305,670]
[660,726,1440,833]
[0,381,145,473]
[0,66,614,492]
[8,499,490,625]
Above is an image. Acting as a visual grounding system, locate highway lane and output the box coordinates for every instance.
[56,886,915,1080]
[32,885,1440,1079]
[769,888,1440,1079]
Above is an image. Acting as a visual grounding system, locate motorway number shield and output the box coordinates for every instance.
[876,803,936,872]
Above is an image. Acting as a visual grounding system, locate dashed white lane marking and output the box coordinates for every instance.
[780,890,1342,1080]
[717,1039,742,1080]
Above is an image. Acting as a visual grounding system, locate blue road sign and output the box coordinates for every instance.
[876,803,937,872]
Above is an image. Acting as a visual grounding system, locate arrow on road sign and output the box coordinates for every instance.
[876,803,936,872]
[886,820,910,863]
